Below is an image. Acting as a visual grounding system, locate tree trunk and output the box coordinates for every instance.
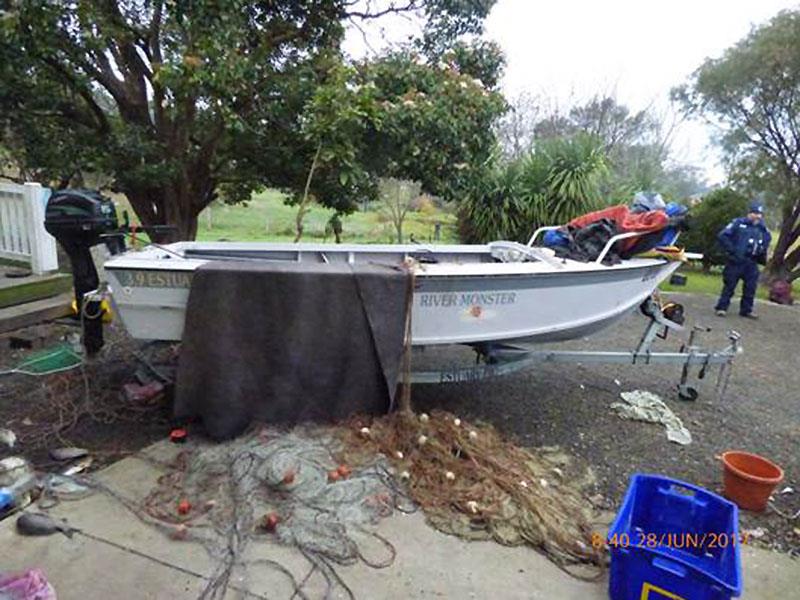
[763,191,799,282]
[294,143,322,243]
[180,215,199,241]
[126,184,202,244]
[766,223,799,283]
[294,200,311,242]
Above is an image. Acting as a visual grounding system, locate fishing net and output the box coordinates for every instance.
[141,428,411,599]
[338,410,606,575]
[0,344,83,377]
[117,411,603,598]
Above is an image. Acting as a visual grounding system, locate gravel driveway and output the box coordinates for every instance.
[412,292,800,553]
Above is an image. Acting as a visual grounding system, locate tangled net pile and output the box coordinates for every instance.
[339,410,606,575]
[74,406,604,596]
[142,429,411,599]
[5,331,171,452]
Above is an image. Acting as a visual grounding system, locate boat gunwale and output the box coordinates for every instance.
[104,259,671,280]
[105,243,673,278]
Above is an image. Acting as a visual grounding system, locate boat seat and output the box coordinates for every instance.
[488,241,563,268]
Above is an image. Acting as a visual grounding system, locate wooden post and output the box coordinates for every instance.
[24,183,59,274]
[398,261,415,413]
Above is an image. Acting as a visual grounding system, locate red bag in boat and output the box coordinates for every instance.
[567,205,669,252]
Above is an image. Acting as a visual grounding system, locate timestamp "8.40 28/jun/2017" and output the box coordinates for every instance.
[594,531,751,550]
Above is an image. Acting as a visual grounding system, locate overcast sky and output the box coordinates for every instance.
[483,0,800,183]
[345,0,799,184]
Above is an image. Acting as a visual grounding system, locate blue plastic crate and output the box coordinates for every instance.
[608,474,742,600]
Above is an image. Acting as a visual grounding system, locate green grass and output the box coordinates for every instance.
[660,265,769,300]
[194,190,459,244]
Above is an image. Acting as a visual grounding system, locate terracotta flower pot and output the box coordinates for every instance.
[721,450,784,512]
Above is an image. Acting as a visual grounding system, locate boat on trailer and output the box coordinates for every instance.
[100,235,740,400]
[103,235,683,347]
[40,189,739,400]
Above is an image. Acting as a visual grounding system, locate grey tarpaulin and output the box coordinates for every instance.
[174,260,411,440]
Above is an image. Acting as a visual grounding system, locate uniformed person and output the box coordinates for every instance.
[714,201,771,319]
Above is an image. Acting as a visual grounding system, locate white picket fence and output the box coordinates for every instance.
[0,182,59,274]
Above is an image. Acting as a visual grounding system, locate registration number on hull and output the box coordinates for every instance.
[112,270,192,289]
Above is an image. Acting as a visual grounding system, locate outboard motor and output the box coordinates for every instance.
[44,190,124,355]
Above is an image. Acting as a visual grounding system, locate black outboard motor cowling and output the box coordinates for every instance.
[44,190,118,242]
[44,190,123,355]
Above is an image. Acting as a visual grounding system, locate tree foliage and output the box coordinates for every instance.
[0,0,499,241]
[675,9,800,281]
[300,43,506,214]
[493,91,540,161]
[460,135,609,243]
[535,96,655,156]
[727,151,799,233]
[496,94,705,203]
[681,188,749,271]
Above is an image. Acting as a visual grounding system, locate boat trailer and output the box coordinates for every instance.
[410,297,741,401]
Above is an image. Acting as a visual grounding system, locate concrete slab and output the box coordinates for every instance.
[740,545,800,598]
[0,444,797,600]
[0,527,201,599]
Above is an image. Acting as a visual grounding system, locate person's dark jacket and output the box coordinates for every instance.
[717,217,771,266]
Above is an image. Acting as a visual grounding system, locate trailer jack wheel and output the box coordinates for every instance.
[677,384,698,402]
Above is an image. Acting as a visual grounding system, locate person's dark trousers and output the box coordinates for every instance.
[715,260,759,315]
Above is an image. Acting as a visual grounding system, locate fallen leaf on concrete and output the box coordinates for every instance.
[744,527,767,539]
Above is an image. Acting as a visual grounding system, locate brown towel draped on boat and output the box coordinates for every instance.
[174,260,411,440]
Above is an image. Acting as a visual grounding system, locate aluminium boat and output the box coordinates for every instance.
[103,237,682,347]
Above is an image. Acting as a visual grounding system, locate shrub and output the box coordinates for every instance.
[413,194,438,215]
[680,188,749,270]
[459,135,609,243]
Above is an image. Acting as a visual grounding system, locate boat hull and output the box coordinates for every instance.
[104,246,680,346]
[411,263,679,345]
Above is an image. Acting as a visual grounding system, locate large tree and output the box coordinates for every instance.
[0,0,497,241]
[675,9,800,282]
